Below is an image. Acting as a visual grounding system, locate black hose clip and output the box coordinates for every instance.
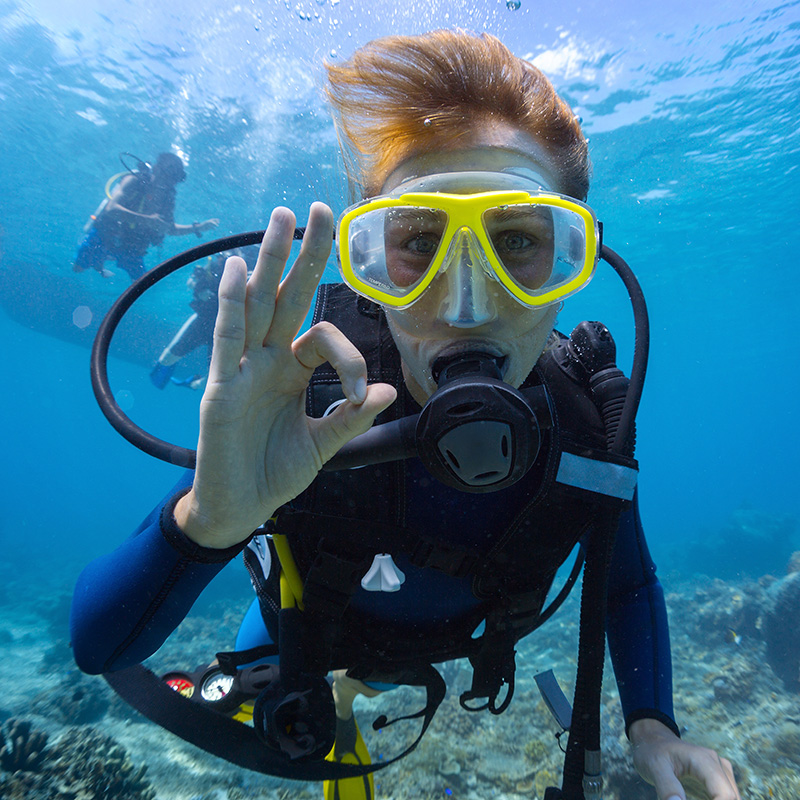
[459,630,517,715]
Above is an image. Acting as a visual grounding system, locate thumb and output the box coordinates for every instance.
[648,759,685,800]
[312,383,397,462]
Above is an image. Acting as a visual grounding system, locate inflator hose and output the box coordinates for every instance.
[556,244,650,800]
[90,239,647,475]
[91,230,273,467]
[600,246,650,454]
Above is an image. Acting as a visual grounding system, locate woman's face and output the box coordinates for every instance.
[380,122,567,404]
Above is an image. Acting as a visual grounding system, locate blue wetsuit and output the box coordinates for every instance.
[71,464,677,736]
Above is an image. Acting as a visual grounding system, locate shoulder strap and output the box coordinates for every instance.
[117,171,151,212]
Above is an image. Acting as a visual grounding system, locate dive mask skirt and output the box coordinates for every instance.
[336,171,600,309]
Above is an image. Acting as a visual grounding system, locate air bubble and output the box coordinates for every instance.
[115,390,135,412]
[72,305,92,329]
[506,0,521,9]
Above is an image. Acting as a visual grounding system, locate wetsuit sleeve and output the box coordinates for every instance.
[70,472,250,675]
[605,491,680,738]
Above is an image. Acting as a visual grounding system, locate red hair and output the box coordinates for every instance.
[325,30,590,199]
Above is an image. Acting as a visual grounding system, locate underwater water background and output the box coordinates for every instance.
[2,0,798,580]
[1,1,800,796]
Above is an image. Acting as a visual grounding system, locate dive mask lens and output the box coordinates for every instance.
[339,203,447,307]
[482,201,596,304]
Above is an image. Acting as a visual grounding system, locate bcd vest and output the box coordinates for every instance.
[244,283,638,706]
[104,282,640,782]
[95,173,176,249]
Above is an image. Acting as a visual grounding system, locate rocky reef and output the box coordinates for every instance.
[1,512,799,799]
[680,551,800,697]
[763,571,800,693]
[0,717,155,800]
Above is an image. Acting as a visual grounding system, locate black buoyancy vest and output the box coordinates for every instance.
[245,283,637,680]
[96,174,176,249]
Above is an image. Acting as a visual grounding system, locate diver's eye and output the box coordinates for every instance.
[492,231,538,254]
[405,233,440,256]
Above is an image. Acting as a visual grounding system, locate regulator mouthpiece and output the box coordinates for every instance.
[417,351,540,493]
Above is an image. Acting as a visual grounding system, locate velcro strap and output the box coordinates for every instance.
[302,545,370,616]
[409,539,478,578]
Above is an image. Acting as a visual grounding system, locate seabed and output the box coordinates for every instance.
[1,555,799,799]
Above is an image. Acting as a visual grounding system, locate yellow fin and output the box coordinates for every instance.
[323,716,374,800]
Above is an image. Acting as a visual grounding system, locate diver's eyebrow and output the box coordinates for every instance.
[385,207,444,222]
[488,207,549,223]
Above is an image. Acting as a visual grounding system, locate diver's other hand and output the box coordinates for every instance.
[198,218,219,232]
[630,718,741,800]
[175,203,396,549]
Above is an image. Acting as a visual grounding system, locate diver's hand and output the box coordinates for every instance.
[197,218,219,233]
[174,203,396,549]
[630,718,741,800]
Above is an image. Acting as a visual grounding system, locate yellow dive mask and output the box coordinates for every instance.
[336,171,600,311]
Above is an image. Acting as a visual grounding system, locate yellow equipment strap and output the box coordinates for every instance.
[272,532,305,610]
[104,171,127,200]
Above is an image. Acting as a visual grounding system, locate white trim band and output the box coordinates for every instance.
[556,452,638,500]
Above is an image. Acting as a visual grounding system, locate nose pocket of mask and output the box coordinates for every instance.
[437,228,497,326]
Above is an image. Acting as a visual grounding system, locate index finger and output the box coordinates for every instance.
[269,201,334,342]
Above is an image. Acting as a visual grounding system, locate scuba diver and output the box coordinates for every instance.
[70,31,741,800]
[74,151,220,281]
[150,247,260,390]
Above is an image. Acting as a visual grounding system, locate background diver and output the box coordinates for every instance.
[74,151,219,282]
[71,30,742,800]
[150,247,260,390]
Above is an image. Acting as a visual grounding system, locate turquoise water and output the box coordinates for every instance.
[2,0,797,571]
[1,0,799,796]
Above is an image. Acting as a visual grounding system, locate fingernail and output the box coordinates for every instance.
[353,377,367,404]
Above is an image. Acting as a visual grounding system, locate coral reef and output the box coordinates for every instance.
[763,572,800,693]
[39,637,78,672]
[0,718,48,773]
[706,656,760,705]
[30,669,109,725]
[0,718,155,800]
[773,721,800,766]
[681,578,765,647]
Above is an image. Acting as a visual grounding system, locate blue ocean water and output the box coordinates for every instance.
[2,0,797,574]
[1,0,799,795]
